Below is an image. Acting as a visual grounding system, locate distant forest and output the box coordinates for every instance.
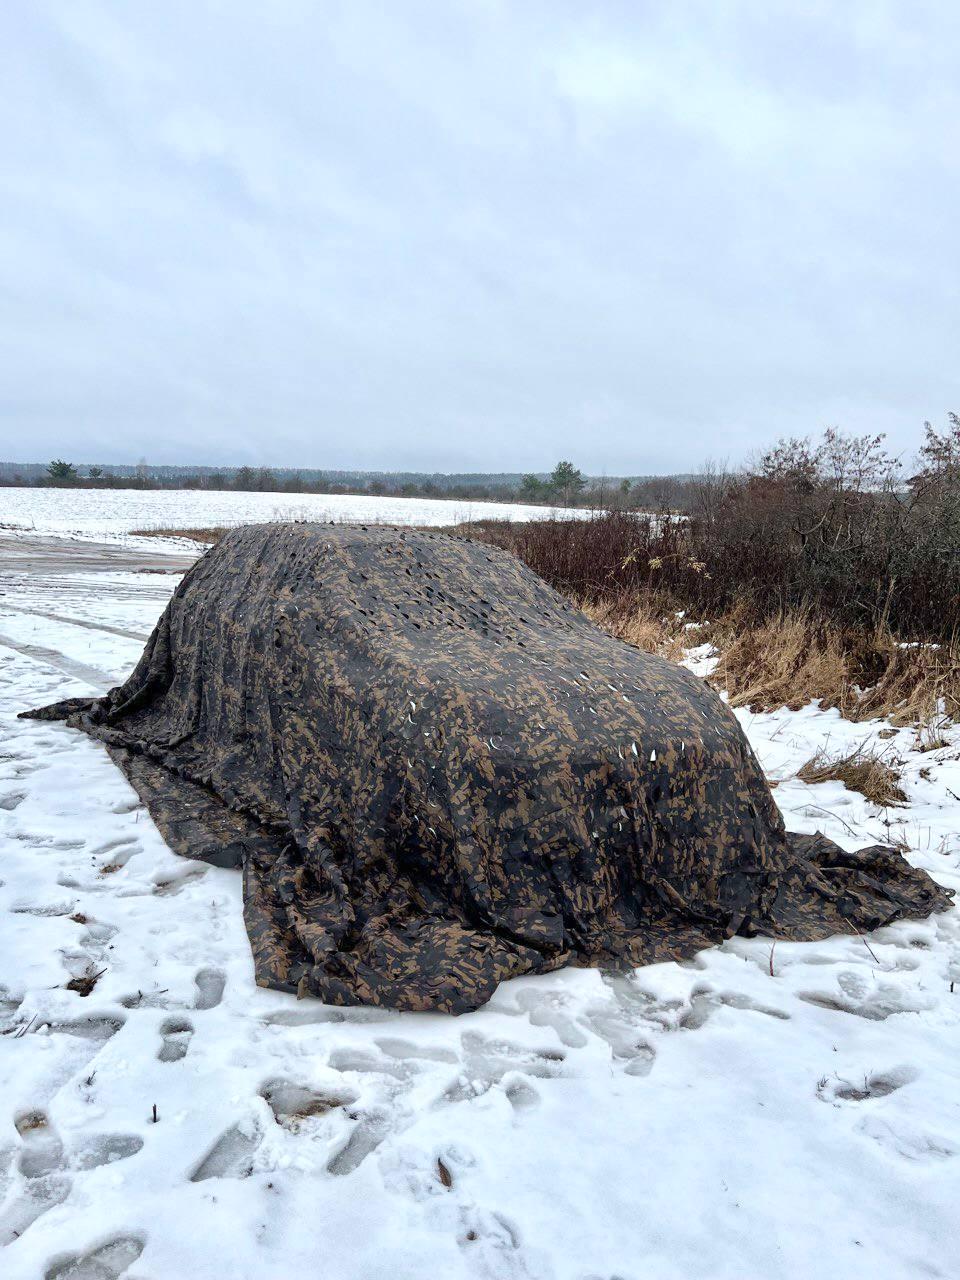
[0,459,698,511]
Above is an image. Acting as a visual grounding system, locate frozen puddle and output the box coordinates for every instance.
[1,535,959,1279]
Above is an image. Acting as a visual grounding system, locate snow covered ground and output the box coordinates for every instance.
[0,486,573,545]
[1,539,959,1280]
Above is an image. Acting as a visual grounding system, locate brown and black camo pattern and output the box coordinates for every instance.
[24,523,952,1013]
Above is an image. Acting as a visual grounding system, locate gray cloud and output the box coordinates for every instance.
[1,1,958,473]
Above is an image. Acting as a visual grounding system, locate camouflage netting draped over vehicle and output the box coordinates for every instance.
[24,524,952,1013]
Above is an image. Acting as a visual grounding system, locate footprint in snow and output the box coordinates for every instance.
[44,1234,145,1280]
[440,1033,566,1105]
[90,836,141,858]
[10,761,43,779]
[97,845,137,875]
[193,967,226,1010]
[512,988,589,1049]
[817,1065,920,1105]
[261,1079,357,1131]
[326,1108,392,1175]
[191,1120,262,1181]
[10,900,77,917]
[152,866,207,896]
[504,1077,541,1112]
[77,919,118,948]
[0,986,22,1031]
[261,1004,389,1027]
[43,1014,125,1042]
[577,982,660,1075]
[110,799,144,815]
[858,1113,957,1162]
[72,1133,144,1169]
[677,987,791,1031]
[0,1173,72,1246]
[457,1206,525,1267]
[0,1113,142,1246]
[373,1037,458,1063]
[579,1002,658,1076]
[157,1017,194,1062]
[14,1111,143,1176]
[16,1111,65,1179]
[327,1046,408,1079]
[122,967,225,1013]
[798,977,930,1020]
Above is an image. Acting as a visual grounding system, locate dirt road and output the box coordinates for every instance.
[0,532,199,578]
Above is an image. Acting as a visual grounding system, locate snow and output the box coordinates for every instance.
[1,541,959,1280]
[0,486,576,546]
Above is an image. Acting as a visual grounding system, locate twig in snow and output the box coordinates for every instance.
[785,802,862,840]
[861,936,881,965]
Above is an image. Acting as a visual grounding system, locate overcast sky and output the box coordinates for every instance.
[2,2,958,474]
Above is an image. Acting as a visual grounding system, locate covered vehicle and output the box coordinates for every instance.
[24,523,951,1013]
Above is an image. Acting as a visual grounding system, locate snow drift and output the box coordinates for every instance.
[22,523,952,1012]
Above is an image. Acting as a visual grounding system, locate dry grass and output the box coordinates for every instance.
[710,609,960,727]
[132,526,228,544]
[711,610,854,713]
[797,747,908,808]
[579,595,687,661]
[859,642,960,727]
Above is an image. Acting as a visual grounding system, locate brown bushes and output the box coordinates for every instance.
[460,419,960,646]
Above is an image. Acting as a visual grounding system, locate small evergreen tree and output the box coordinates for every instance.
[46,459,78,483]
[549,460,586,506]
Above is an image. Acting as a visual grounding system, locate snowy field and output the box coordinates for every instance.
[1,541,960,1280]
[0,486,572,544]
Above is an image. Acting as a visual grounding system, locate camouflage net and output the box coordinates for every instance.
[24,524,952,1013]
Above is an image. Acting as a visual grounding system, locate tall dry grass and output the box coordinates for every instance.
[710,609,960,725]
[578,595,687,662]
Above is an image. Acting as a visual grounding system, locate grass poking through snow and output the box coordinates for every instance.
[797,747,908,808]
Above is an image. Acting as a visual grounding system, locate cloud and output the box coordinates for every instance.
[0,0,957,472]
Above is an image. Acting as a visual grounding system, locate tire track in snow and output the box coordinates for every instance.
[0,605,150,642]
[0,632,111,690]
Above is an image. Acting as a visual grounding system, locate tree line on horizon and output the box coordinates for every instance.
[2,458,698,511]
